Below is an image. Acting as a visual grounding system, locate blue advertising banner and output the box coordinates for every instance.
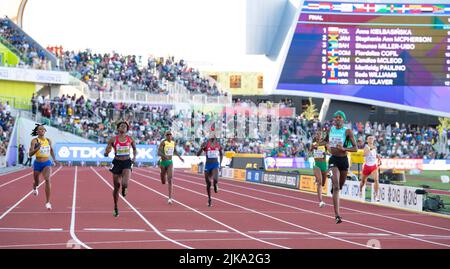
[54,143,157,163]
[245,169,264,183]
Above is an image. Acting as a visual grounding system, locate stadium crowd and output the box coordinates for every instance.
[56,50,222,96]
[30,95,450,160]
[0,17,50,70]
[0,101,14,158]
[1,17,224,97]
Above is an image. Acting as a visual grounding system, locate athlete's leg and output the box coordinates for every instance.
[113,174,121,210]
[211,167,219,193]
[33,170,40,193]
[313,167,323,203]
[372,169,380,199]
[339,169,348,190]
[167,163,174,200]
[360,173,368,195]
[330,167,341,218]
[205,169,211,199]
[160,165,167,184]
[42,166,52,205]
[121,168,130,197]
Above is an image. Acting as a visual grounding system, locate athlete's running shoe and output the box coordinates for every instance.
[207,198,212,207]
[45,202,52,210]
[168,198,173,205]
[213,182,218,193]
[335,215,342,224]
[113,208,119,217]
[122,187,127,197]
[33,188,38,196]
[319,201,325,208]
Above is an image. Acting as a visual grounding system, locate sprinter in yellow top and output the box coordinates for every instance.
[158,131,184,204]
[29,124,60,210]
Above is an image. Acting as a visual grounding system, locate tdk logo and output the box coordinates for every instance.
[56,144,156,161]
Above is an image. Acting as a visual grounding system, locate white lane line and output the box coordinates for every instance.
[0,168,29,177]
[409,234,450,239]
[194,229,229,233]
[328,232,391,236]
[135,170,371,249]
[166,229,229,233]
[0,166,62,221]
[130,172,290,249]
[172,169,450,248]
[249,230,312,235]
[0,227,63,232]
[186,170,450,232]
[70,166,91,249]
[0,236,293,249]
[83,228,146,232]
[91,167,193,249]
[0,172,32,189]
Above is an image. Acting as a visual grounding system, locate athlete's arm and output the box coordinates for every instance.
[47,138,60,166]
[344,129,358,153]
[131,138,137,163]
[104,137,114,157]
[29,138,40,157]
[158,141,167,160]
[363,144,370,156]
[196,142,205,157]
[219,145,223,167]
[174,142,184,162]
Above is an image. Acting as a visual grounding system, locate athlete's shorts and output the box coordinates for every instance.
[159,159,173,168]
[328,155,349,171]
[33,160,52,172]
[314,160,328,172]
[205,162,219,173]
[110,159,132,175]
[362,164,378,176]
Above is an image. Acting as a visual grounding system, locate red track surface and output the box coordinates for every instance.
[0,166,449,249]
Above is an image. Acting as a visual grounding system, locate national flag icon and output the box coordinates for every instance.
[328,27,339,35]
[392,4,408,13]
[327,78,338,84]
[432,5,444,13]
[327,63,338,70]
[328,41,338,49]
[375,5,390,13]
[327,49,339,56]
[420,5,434,12]
[407,5,423,13]
[328,34,339,41]
[353,4,365,12]
[364,4,376,12]
[328,69,339,77]
[319,2,333,10]
[338,3,353,12]
[328,56,339,64]
[306,3,320,10]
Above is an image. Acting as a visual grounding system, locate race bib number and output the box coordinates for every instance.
[165,147,174,156]
[207,150,219,159]
[116,145,130,156]
[330,137,343,148]
[313,149,325,158]
[39,146,50,156]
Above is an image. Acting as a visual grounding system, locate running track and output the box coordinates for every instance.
[0,166,449,249]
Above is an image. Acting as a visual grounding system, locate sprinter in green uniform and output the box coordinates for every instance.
[158,131,184,204]
[327,111,357,224]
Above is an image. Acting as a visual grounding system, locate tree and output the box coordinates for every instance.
[301,97,319,120]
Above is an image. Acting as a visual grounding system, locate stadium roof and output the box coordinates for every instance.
[0,0,27,27]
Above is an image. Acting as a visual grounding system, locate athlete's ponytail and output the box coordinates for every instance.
[31,123,45,136]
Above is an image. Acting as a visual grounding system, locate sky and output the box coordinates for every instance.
[22,0,268,70]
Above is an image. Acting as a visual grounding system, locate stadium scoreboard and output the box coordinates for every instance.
[277,2,450,116]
